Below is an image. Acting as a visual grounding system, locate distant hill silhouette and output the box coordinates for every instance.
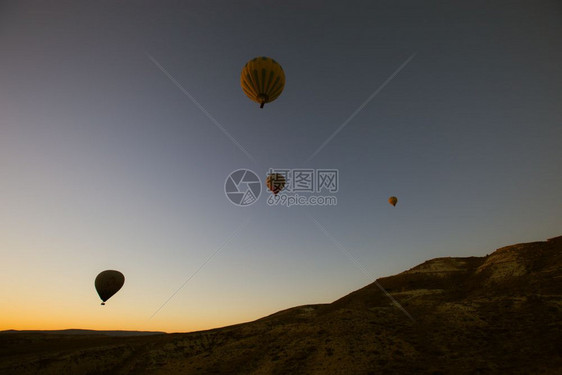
[1,236,561,374]
[0,329,165,337]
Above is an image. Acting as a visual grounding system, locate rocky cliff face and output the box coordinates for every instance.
[2,236,561,374]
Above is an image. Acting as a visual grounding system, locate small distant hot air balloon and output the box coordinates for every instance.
[266,173,286,195]
[95,270,125,305]
[241,57,285,108]
[388,196,398,207]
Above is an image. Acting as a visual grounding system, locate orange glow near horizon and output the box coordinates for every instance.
[0,273,322,333]
[0,303,272,334]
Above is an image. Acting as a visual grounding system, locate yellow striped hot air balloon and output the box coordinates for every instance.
[241,57,285,108]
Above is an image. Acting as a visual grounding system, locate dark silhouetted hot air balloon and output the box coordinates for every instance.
[388,196,398,207]
[241,57,285,108]
[95,270,125,305]
[266,173,286,195]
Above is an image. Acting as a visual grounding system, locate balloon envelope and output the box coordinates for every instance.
[388,196,398,206]
[266,173,286,195]
[241,57,285,108]
[95,270,125,305]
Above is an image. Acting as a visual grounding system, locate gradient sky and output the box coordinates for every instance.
[1,1,561,333]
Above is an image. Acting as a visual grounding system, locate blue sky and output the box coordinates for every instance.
[1,0,561,332]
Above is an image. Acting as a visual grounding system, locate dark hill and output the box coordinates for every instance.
[0,330,165,337]
[1,236,561,374]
